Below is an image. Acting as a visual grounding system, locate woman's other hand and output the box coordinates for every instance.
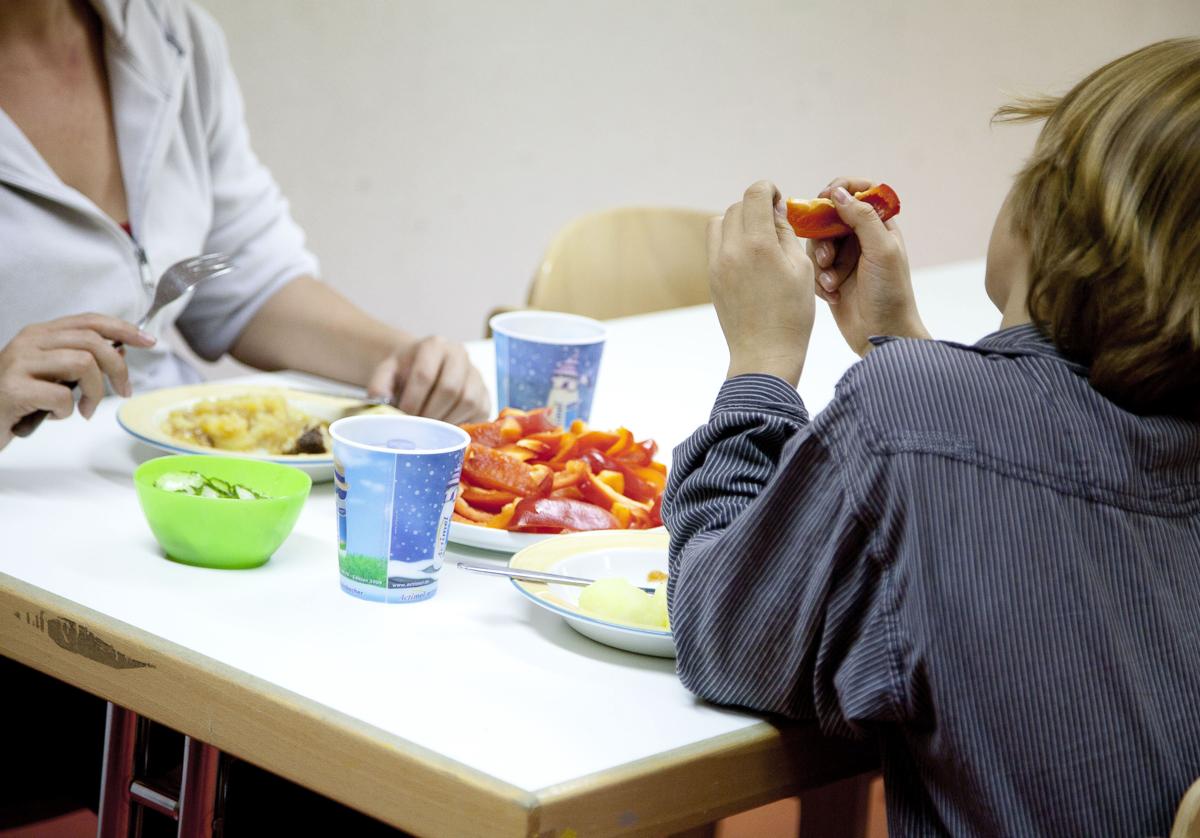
[809,177,929,355]
[367,335,490,424]
[708,180,815,386]
[0,314,155,450]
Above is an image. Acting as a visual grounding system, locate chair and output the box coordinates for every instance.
[523,205,714,321]
[1174,777,1200,838]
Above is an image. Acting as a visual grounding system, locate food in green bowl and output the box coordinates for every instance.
[134,455,311,569]
[155,470,266,499]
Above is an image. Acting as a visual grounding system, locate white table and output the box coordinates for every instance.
[0,260,997,836]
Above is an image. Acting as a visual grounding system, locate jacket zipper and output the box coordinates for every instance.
[132,238,155,323]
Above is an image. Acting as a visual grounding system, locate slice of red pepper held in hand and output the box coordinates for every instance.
[785,183,901,239]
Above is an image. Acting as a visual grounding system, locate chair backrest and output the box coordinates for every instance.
[1174,777,1200,838]
[526,206,713,320]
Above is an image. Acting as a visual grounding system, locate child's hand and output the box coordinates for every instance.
[809,177,929,355]
[708,181,815,386]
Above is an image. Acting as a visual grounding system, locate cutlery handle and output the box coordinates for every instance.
[457,561,594,588]
[11,380,78,438]
[456,561,658,593]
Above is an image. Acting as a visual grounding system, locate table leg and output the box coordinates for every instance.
[95,702,226,838]
[798,772,873,838]
[97,703,138,838]
[177,737,222,838]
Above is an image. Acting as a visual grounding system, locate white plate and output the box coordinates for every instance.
[449,520,667,554]
[116,383,395,482]
[448,521,556,553]
[509,530,674,658]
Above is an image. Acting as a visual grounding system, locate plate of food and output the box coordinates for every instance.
[449,408,667,553]
[117,383,400,481]
[507,529,673,657]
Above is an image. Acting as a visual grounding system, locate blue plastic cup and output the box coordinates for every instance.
[329,415,469,603]
[489,310,606,427]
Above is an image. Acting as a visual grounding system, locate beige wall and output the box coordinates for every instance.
[197,0,1199,350]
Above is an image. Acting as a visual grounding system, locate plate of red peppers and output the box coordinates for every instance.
[450,408,666,553]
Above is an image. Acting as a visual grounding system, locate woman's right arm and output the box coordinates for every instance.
[0,314,155,450]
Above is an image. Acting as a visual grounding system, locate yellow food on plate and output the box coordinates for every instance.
[163,391,329,455]
[578,577,669,629]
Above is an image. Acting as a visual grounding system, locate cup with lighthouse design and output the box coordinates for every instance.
[489,311,606,427]
[329,415,469,603]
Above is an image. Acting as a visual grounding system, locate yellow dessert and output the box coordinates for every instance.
[578,577,669,629]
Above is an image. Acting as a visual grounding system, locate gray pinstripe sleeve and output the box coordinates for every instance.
[664,373,908,737]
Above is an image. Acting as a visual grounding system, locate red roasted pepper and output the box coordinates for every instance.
[551,459,589,491]
[454,494,493,523]
[786,183,901,240]
[509,497,619,532]
[457,412,667,534]
[461,420,506,449]
[579,469,652,512]
[498,407,556,436]
[579,450,661,503]
[460,485,519,511]
[612,438,658,467]
[462,444,552,498]
[550,485,586,501]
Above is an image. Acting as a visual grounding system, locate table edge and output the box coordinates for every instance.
[2,572,875,837]
[1,572,534,835]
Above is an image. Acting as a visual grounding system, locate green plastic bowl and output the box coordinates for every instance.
[134,455,312,569]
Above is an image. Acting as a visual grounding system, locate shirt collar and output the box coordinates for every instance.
[975,322,1057,354]
[870,323,1088,374]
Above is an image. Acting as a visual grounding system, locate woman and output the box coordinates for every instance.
[0,0,490,450]
[665,39,1200,835]
[0,0,484,832]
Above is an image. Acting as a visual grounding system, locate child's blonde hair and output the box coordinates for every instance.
[996,38,1200,419]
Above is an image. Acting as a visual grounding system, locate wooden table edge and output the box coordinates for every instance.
[1,573,534,836]
[1,573,875,836]
[530,721,876,836]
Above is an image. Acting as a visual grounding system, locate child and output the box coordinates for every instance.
[663,38,1200,836]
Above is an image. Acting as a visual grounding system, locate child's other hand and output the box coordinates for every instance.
[708,181,815,386]
[809,177,929,355]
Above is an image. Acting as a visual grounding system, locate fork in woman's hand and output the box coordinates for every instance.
[9,253,234,438]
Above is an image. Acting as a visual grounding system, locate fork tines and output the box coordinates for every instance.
[184,253,234,278]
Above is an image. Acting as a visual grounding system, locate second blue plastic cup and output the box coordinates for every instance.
[490,310,606,427]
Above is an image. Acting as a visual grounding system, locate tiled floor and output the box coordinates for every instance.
[0,810,96,838]
[718,777,887,838]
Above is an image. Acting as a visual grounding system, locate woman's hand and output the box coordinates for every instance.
[809,177,929,356]
[0,314,156,450]
[708,180,815,386]
[367,335,490,424]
